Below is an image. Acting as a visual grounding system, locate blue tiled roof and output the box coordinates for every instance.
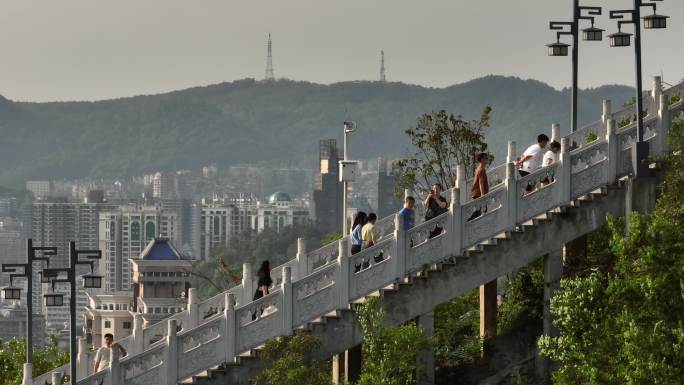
[141,239,181,260]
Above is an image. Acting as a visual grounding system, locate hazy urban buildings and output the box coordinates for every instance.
[0,303,46,347]
[191,202,232,260]
[98,205,179,292]
[83,291,134,347]
[26,181,52,199]
[313,139,343,234]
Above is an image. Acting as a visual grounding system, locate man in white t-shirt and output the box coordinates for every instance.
[94,333,127,373]
[516,134,550,192]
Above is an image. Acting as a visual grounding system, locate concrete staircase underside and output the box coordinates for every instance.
[190,177,651,385]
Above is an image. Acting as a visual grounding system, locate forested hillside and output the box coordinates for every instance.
[0,76,633,186]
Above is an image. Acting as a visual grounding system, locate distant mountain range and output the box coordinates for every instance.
[0,76,633,187]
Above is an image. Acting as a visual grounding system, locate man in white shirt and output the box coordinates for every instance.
[516,134,550,192]
[517,134,550,176]
[93,333,127,373]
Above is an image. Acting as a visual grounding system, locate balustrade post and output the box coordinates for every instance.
[602,99,612,125]
[551,124,560,142]
[559,138,572,203]
[109,345,121,385]
[77,337,88,379]
[187,288,199,330]
[506,141,517,164]
[449,188,462,256]
[224,292,236,364]
[242,263,254,306]
[504,163,517,229]
[455,165,467,204]
[281,267,293,335]
[165,319,178,385]
[404,188,411,200]
[51,371,62,385]
[393,213,406,280]
[296,238,307,278]
[658,93,670,155]
[132,313,144,355]
[652,76,662,113]
[606,119,618,184]
[336,239,350,309]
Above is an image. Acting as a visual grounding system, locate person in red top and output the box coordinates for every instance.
[468,153,489,221]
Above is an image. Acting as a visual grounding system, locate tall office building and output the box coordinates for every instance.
[313,139,343,234]
[376,157,402,218]
[31,199,115,333]
[99,205,179,292]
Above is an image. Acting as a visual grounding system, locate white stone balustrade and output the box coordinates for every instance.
[40,77,680,385]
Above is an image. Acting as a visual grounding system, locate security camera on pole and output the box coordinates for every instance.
[340,121,359,235]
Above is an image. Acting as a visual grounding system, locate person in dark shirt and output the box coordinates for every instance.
[253,260,273,301]
[424,183,448,238]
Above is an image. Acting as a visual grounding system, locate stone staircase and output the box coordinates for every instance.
[37,76,683,385]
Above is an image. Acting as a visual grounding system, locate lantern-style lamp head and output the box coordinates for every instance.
[547,41,570,56]
[582,26,604,41]
[82,275,102,289]
[3,287,22,300]
[609,31,632,47]
[44,293,64,307]
[643,14,669,29]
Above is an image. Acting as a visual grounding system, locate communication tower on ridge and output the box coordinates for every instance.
[380,50,386,82]
[265,33,275,81]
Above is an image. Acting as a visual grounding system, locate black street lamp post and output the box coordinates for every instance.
[42,241,102,385]
[1,239,56,385]
[548,1,603,133]
[609,1,669,177]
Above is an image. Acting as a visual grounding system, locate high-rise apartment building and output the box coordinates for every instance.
[31,199,115,327]
[377,157,402,218]
[99,205,179,292]
[26,181,53,199]
[313,139,343,234]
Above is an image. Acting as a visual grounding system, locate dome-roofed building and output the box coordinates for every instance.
[255,192,310,233]
[268,191,292,205]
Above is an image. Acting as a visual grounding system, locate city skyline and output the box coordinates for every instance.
[0,0,681,102]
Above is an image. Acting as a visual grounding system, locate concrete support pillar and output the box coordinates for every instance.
[624,177,657,236]
[332,346,362,384]
[537,250,563,383]
[416,312,435,385]
[479,279,497,352]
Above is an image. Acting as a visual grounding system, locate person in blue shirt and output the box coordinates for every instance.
[399,196,416,230]
[350,211,367,255]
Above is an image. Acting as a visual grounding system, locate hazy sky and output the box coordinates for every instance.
[0,0,682,102]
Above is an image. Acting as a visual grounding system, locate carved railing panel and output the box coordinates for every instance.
[236,291,283,352]
[516,163,559,198]
[569,120,605,151]
[142,321,168,349]
[374,215,396,241]
[406,212,449,248]
[292,264,337,326]
[307,242,339,273]
[517,167,560,222]
[271,259,298,287]
[348,238,394,300]
[121,344,165,385]
[462,187,506,248]
[78,369,109,385]
[407,233,447,273]
[178,318,224,379]
[199,292,226,321]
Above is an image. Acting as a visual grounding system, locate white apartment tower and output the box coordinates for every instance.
[99,205,179,292]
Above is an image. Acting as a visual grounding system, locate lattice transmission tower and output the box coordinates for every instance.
[380,50,386,82]
[265,33,275,81]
